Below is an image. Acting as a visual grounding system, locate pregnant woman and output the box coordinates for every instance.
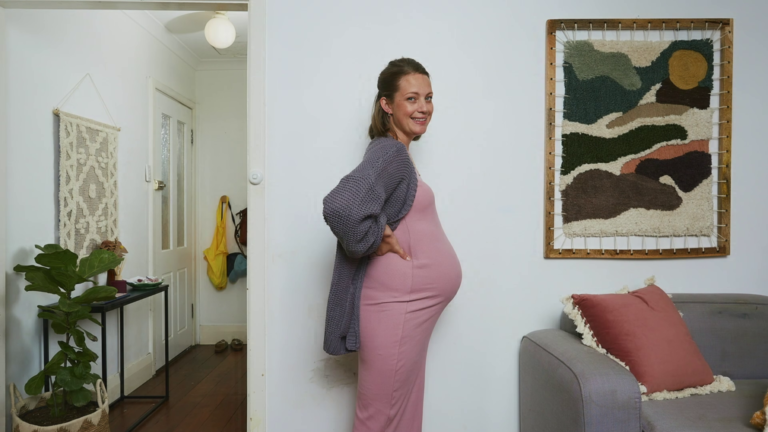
[322,58,463,432]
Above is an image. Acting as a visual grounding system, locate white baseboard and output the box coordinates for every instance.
[106,353,154,403]
[199,325,247,345]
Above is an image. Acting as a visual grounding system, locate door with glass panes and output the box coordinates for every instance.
[152,89,195,371]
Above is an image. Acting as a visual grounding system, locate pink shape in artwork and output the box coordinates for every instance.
[620,140,709,174]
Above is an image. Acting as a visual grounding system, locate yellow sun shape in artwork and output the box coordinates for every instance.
[668,50,708,90]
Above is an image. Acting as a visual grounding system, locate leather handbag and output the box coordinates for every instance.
[237,208,247,246]
[227,201,246,254]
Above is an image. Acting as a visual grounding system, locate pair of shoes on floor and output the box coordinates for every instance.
[215,338,244,353]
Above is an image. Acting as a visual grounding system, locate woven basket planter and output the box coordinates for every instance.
[10,380,109,432]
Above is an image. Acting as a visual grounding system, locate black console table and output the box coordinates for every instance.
[40,285,169,431]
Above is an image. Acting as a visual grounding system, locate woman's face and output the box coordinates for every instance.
[381,73,433,143]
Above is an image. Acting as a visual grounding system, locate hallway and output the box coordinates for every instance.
[109,345,247,432]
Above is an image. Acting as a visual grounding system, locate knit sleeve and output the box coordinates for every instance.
[322,173,388,259]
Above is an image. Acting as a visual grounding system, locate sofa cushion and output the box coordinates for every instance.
[642,379,768,432]
[671,294,768,379]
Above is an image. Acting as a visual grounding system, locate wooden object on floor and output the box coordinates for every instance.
[109,345,246,432]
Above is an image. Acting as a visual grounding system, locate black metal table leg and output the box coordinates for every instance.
[119,305,125,401]
[101,311,107,389]
[43,319,49,392]
[118,287,171,431]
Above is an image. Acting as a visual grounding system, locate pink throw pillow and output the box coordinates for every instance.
[571,285,713,394]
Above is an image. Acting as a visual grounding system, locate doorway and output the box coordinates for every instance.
[0,2,265,431]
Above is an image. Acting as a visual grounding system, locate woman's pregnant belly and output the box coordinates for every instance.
[408,217,462,303]
[365,217,462,304]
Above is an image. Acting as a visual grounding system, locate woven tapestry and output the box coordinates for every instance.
[560,39,715,238]
[58,111,119,258]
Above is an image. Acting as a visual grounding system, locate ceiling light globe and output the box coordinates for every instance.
[205,12,236,49]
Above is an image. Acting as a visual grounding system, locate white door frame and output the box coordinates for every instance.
[0,6,9,429]
[147,78,198,368]
[0,0,247,11]
[246,1,267,430]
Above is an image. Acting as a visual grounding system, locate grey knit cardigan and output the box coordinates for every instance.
[322,136,419,355]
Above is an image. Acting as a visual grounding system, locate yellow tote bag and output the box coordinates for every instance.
[204,196,230,290]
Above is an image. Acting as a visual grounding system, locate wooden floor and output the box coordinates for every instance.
[108,345,247,432]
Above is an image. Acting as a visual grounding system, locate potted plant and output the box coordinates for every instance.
[10,244,122,431]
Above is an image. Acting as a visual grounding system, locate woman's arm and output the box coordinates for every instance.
[323,139,412,259]
[323,173,388,259]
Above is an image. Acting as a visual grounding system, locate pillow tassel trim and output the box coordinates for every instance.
[561,295,647,392]
[642,375,735,401]
[561,294,736,401]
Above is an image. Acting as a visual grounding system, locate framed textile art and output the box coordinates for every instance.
[545,19,733,258]
[58,110,119,258]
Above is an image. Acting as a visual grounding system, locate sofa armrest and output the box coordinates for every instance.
[520,329,642,432]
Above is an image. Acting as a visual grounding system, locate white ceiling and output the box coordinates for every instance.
[147,10,248,60]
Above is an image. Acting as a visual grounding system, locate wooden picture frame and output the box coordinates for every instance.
[544,18,733,259]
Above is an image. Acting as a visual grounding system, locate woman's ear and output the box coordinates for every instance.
[379,97,393,115]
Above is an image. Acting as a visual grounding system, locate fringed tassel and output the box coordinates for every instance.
[642,375,736,401]
[561,296,633,372]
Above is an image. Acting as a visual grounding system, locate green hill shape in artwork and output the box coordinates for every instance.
[564,41,642,90]
[561,124,688,176]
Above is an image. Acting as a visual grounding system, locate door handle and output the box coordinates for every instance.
[154,180,166,191]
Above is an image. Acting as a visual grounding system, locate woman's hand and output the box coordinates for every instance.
[373,225,410,260]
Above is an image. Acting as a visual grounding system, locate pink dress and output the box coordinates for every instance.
[354,174,463,432]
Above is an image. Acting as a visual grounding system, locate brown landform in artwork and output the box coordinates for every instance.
[655,78,710,109]
[620,140,708,174]
[562,170,682,223]
[606,103,691,129]
[635,151,712,193]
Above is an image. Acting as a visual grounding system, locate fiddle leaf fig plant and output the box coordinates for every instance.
[14,244,122,415]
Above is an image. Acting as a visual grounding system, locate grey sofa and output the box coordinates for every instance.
[520,293,768,432]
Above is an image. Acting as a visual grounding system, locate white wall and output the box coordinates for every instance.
[0,6,8,428]
[263,1,768,431]
[195,69,248,341]
[4,8,196,408]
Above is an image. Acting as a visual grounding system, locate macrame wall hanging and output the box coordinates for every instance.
[545,19,733,259]
[55,74,121,258]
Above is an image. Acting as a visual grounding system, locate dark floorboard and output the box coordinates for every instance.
[108,345,247,432]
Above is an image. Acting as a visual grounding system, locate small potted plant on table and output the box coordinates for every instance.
[100,239,128,293]
[10,244,122,432]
